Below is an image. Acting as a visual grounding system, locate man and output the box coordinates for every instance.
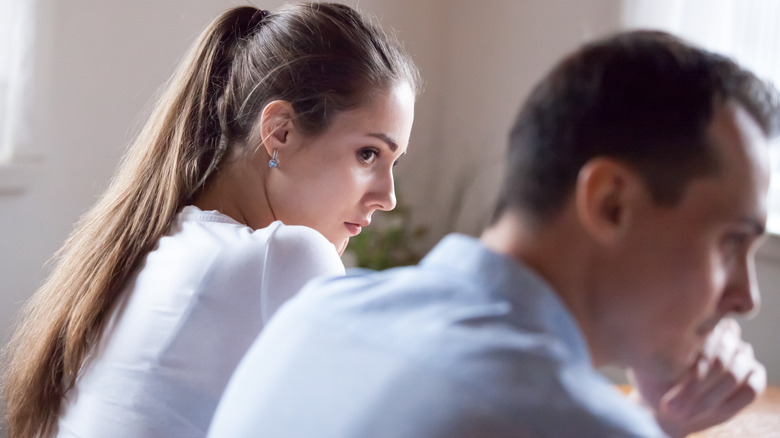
[208,31,779,437]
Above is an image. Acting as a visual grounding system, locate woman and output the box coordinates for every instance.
[2,3,419,437]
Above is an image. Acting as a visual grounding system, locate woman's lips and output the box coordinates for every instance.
[345,222,363,236]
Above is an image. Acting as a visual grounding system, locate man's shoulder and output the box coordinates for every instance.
[279,260,581,388]
[292,258,478,315]
[248,255,666,438]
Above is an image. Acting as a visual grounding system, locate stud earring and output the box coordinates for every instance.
[268,150,279,168]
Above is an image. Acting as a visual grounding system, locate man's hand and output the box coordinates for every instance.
[630,318,766,437]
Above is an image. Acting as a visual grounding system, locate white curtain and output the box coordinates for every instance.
[0,0,38,163]
[622,0,780,233]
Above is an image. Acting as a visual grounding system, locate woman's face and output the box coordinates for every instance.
[265,83,416,254]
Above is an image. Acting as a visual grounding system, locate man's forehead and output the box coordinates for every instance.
[674,103,771,225]
[707,103,770,174]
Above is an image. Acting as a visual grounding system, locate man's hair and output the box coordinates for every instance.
[494,30,780,222]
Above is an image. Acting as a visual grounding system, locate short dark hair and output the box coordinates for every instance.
[494,30,780,222]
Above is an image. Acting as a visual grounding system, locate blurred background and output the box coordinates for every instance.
[2,0,780,431]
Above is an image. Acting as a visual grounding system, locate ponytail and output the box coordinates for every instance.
[2,4,419,437]
[2,7,264,437]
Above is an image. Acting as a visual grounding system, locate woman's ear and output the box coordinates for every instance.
[574,157,644,245]
[257,100,296,157]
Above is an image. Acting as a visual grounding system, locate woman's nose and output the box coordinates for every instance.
[366,169,396,212]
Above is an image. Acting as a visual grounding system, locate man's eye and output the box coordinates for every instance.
[724,233,749,248]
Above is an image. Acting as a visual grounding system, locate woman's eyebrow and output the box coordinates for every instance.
[368,133,398,151]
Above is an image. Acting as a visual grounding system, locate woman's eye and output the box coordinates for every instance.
[359,148,379,164]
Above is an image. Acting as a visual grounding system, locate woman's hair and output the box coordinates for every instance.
[2,4,420,437]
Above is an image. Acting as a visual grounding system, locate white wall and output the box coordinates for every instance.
[2,2,780,431]
[749,242,780,382]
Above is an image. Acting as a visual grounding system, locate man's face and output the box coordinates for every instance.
[601,102,771,381]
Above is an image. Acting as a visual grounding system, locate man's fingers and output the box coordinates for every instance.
[684,367,749,420]
[666,342,764,421]
[664,343,739,417]
[699,318,740,375]
[746,360,767,395]
[689,381,762,430]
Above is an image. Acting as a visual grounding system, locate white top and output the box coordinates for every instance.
[208,234,665,438]
[56,206,344,438]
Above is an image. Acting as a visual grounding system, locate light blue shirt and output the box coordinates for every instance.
[208,234,667,438]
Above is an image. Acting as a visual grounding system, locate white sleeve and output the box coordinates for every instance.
[260,224,345,323]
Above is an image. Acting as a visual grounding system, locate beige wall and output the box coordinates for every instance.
[414,0,622,240]
[2,5,780,432]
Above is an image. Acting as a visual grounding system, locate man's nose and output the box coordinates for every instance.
[720,256,761,317]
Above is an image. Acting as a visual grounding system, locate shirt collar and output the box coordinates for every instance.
[421,233,593,365]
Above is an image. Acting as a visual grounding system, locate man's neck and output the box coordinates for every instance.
[480,209,612,368]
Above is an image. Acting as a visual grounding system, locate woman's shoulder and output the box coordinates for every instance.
[178,205,242,225]
[173,206,341,267]
[267,221,333,249]
[264,222,342,269]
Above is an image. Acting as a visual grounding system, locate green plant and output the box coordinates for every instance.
[346,195,427,270]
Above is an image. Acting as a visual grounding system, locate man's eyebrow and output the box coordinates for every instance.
[368,133,398,152]
[741,218,766,236]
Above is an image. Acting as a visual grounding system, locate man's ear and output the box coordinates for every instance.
[574,157,644,245]
[257,100,297,157]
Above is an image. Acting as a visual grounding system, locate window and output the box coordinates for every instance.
[622,0,780,234]
[0,0,40,194]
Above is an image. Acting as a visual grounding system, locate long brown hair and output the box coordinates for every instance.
[2,4,419,437]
